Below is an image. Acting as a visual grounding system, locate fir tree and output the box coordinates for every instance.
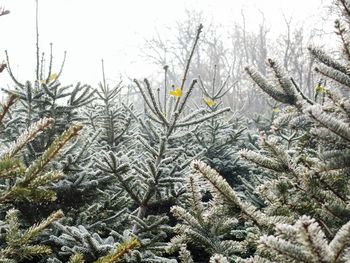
[90,24,232,262]
[195,65,247,183]
[0,92,82,262]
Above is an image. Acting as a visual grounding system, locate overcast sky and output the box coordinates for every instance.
[0,0,329,88]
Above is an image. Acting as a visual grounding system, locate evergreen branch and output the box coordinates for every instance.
[145,108,163,125]
[5,209,20,244]
[240,149,289,172]
[212,65,217,96]
[245,66,297,105]
[176,107,230,127]
[0,158,26,179]
[256,215,350,262]
[259,235,312,262]
[180,24,203,90]
[96,152,139,203]
[290,78,314,105]
[209,254,230,263]
[329,219,350,261]
[214,74,233,99]
[309,46,349,76]
[46,43,54,83]
[69,253,85,263]
[1,209,63,261]
[177,79,198,118]
[168,79,200,136]
[93,238,140,263]
[35,0,40,81]
[4,50,24,88]
[21,210,64,245]
[315,64,350,88]
[0,94,17,124]
[198,75,210,97]
[163,65,168,114]
[56,50,67,81]
[28,170,64,188]
[136,135,159,157]
[187,176,204,219]
[24,123,83,181]
[307,105,350,143]
[178,245,194,263]
[171,206,204,231]
[295,216,331,262]
[268,59,297,99]
[335,19,350,61]
[191,160,265,228]
[173,24,203,114]
[179,149,206,170]
[132,164,152,179]
[133,79,160,118]
[143,78,169,126]
[1,117,54,159]
[338,0,350,21]
[70,84,96,107]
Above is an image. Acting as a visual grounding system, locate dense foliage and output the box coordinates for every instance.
[1,0,350,262]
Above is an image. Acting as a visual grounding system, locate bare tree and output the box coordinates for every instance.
[141,8,323,115]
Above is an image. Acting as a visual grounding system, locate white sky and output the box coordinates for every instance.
[0,0,329,88]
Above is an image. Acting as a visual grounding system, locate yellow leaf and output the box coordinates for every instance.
[272,107,280,113]
[204,97,216,107]
[169,87,182,97]
[49,73,57,82]
[315,84,325,93]
[39,73,57,85]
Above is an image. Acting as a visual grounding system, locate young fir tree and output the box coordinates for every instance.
[84,59,134,152]
[0,89,84,262]
[194,65,247,183]
[45,62,138,262]
[1,2,140,262]
[86,24,232,262]
[0,8,66,263]
[3,27,101,218]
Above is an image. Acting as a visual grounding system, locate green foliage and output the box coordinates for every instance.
[87,24,232,262]
[194,67,247,180]
[169,1,350,262]
[93,238,140,263]
[69,253,85,263]
[3,0,350,262]
[170,175,248,259]
[0,119,82,203]
[256,215,350,262]
[49,223,117,260]
[0,209,63,262]
[0,93,82,262]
